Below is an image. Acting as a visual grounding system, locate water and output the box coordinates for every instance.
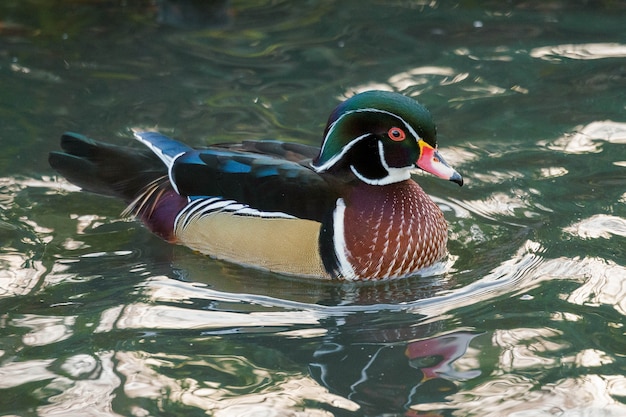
[1,0,626,416]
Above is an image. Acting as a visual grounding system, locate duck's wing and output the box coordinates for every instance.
[212,139,320,162]
[134,132,338,222]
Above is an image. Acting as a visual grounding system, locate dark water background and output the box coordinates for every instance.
[1,1,626,416]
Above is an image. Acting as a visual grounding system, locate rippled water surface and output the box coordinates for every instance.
[1,1,626,416]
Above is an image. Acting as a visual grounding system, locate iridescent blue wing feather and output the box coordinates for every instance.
[133,131,193,166]
[168,146,339,222]
[133,131,338,221]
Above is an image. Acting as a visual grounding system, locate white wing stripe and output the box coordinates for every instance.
[175,197,296,232]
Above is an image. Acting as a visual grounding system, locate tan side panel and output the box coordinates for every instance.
[175,213,328,278]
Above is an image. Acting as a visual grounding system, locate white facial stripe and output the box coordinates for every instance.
[323,108,421,148]
[377,141,412,184]
[349,137,412,186]
[315,107,423,172]
[312,133,370,172]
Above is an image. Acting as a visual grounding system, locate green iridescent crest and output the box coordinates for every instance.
[312,90,437,170]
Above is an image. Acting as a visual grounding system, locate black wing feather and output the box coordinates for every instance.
[171,148,339,222]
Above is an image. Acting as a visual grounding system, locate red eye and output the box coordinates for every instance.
[388,127,406,141]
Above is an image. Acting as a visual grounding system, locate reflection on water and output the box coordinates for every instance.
[546,121,626,154]
[531,43,626,61]
[566,214,626,240]
[4,237,625,415]
[1,0,626,415]
[311,330,480,414]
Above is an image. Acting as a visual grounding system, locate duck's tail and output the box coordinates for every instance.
[49,132,190,241]
[49,132,167,203]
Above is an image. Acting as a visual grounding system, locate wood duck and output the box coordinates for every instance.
[49,90,463,281]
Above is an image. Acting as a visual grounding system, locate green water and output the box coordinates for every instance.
[1,1,626,416]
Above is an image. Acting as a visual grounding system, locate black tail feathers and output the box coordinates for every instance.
[49,132,166,202]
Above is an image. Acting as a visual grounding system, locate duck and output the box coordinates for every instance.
[49,90,463,281]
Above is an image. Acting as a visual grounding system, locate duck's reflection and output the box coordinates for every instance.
[309,314,480,415]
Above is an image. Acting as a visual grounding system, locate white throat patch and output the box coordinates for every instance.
[349,141,412,185]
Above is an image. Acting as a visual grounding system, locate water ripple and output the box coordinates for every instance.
[531,43,626,61]
[566,258,626,316]
[435,374,626,416]
[565,214,626,240]
[544,121,626,154]
[83,239,549,330]
[115,350,358,417]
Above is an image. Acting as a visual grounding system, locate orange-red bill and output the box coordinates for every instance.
[416,140,463,186]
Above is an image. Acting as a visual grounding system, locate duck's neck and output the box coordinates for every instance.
[331,179,448,280]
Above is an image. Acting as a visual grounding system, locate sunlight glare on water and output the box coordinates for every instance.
[0,0,625,416]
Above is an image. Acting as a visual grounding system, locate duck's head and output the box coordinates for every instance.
[312,90,463,186]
